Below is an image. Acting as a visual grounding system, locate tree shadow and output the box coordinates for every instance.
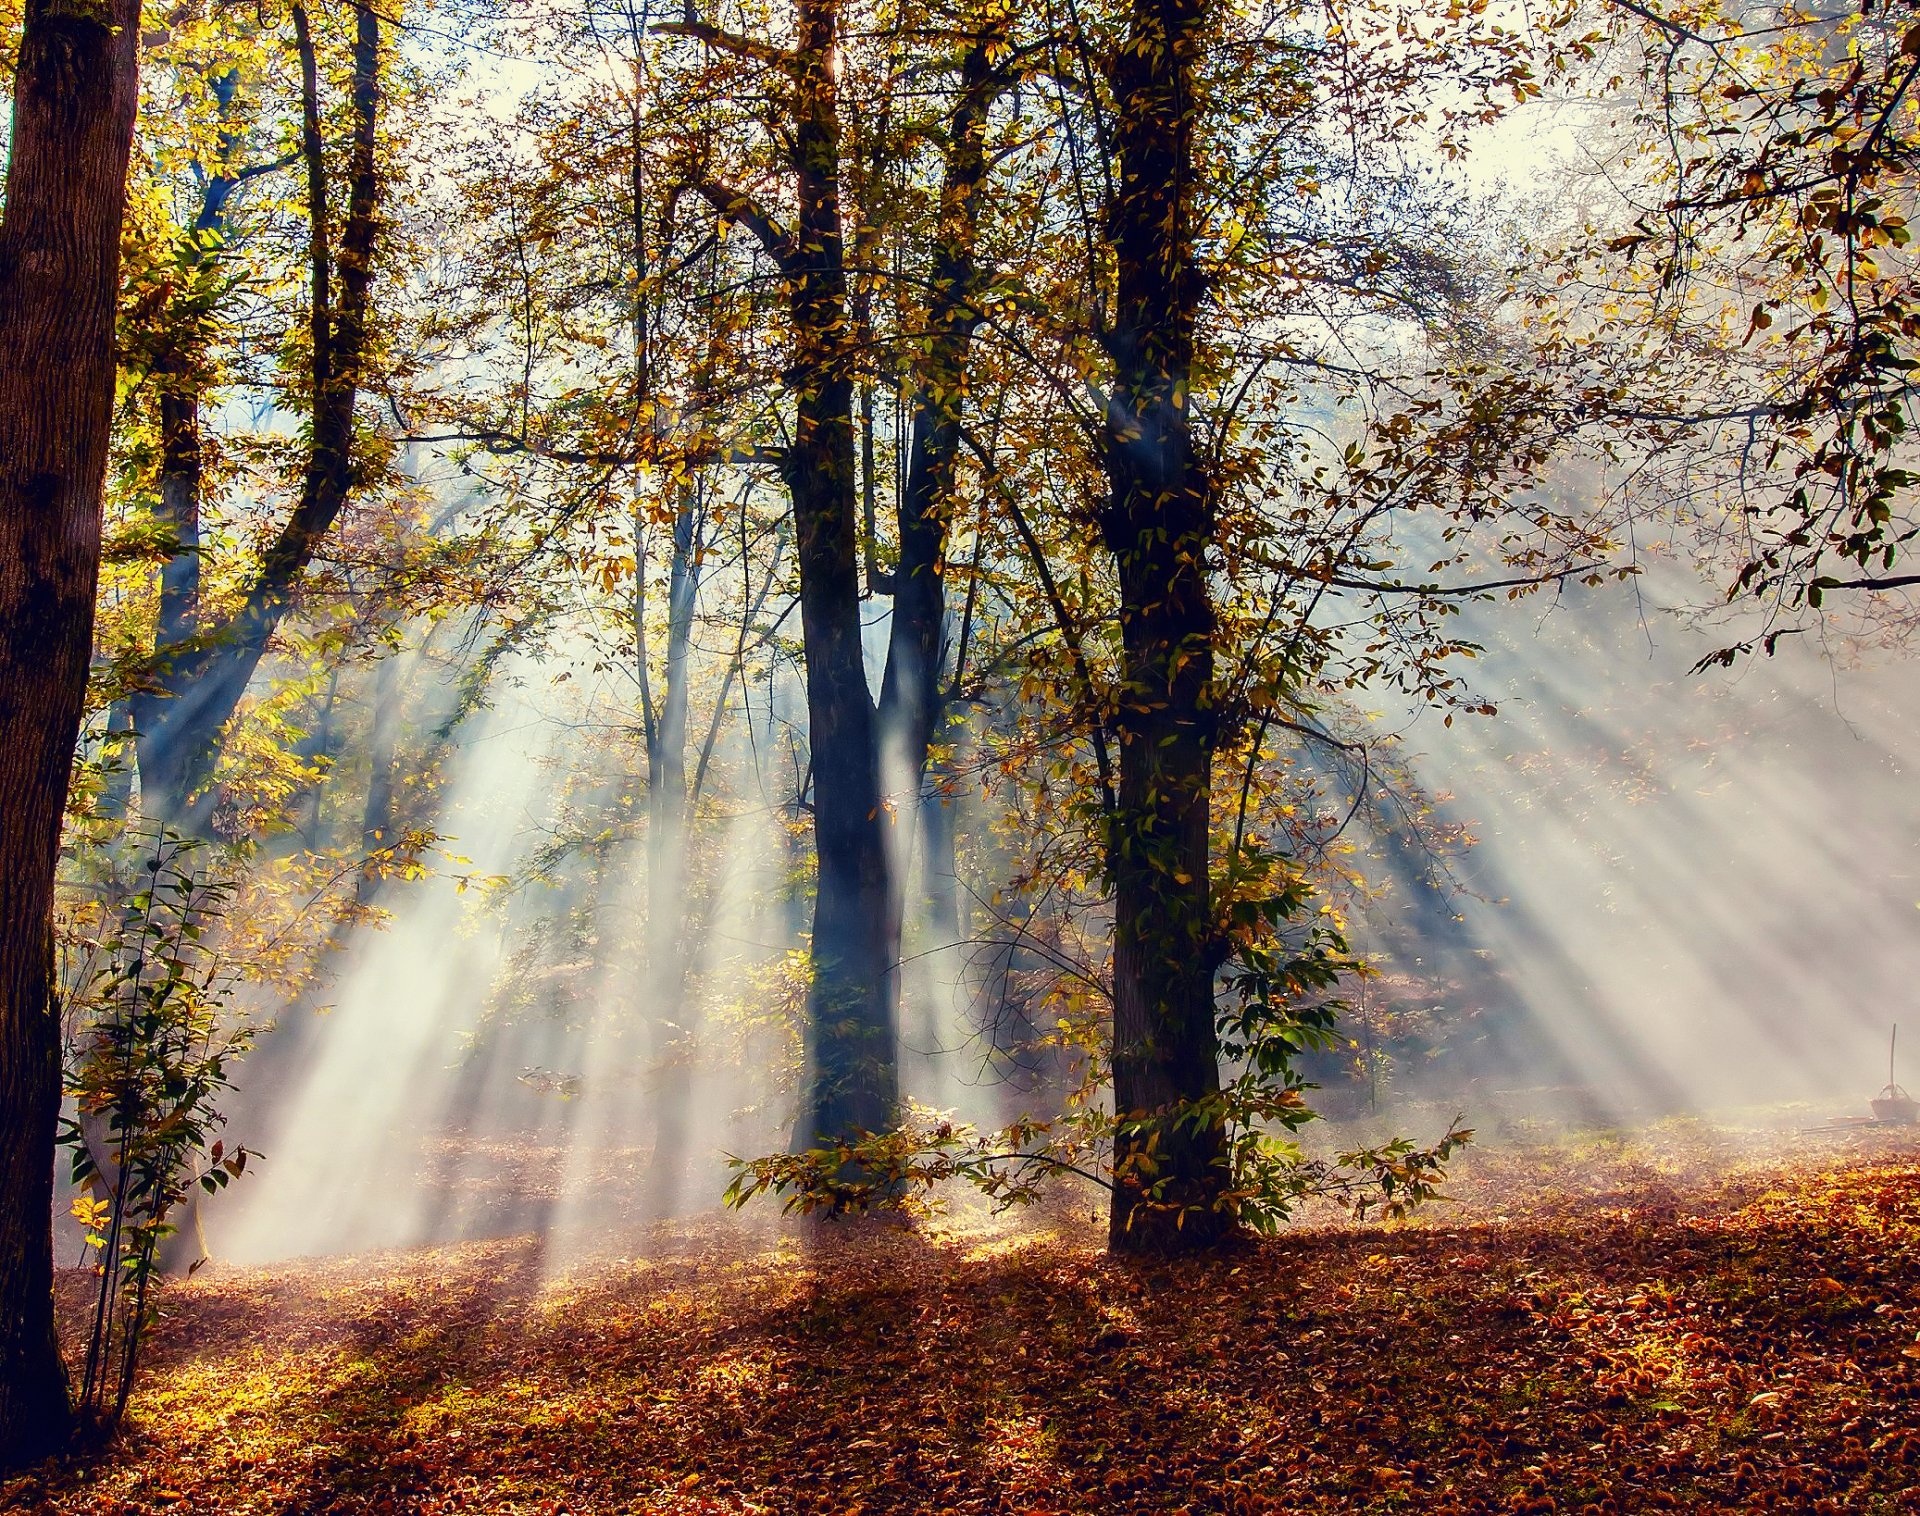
[14,1152,1920,1513]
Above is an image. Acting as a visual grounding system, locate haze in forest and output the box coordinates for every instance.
[5,0,1920,1478]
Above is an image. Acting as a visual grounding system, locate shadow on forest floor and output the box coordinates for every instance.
[7,1123,1920,1515]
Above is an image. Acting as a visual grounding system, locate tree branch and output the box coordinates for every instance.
[692,178,800,277]
[652,18,799,71]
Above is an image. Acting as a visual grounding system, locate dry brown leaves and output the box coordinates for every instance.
[5,1123,1918,1515]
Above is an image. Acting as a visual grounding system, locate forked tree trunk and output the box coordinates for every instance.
[683,0,1007,1145]
[0,0,143,1468]
[783,0,896,1143]
[1100,0,1230,1255]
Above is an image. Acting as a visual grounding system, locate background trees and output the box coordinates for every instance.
[1531,0,1920,659]
[130,0,387,831]
[3,0,1915,1467]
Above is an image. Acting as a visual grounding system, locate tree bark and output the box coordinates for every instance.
[685,0,1003,1145]
[878,23,996,832]
[645,484,700,1206]
[784,0,896,1143]
[132,3,382,829]
[0,0,143,1467]
[874,24,1001,1067]
[1100,0,1230,1255]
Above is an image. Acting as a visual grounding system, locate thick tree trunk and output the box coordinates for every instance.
[784,0,896,1144]
[681,0,902,1145]
[133,3,381,829]
[1100,0,1229,1255]
[0,0,143,1468]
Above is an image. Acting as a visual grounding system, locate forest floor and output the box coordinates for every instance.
[5,1113,1920,1516]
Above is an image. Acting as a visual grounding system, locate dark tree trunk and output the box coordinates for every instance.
[683,0,908,1145]
[132,3,382,829]
[134,69,256,827]
[875,25,1000,1040]
[0,0,143,1468]
[784,0,895,1143]
[1100,0,1229,1255]
[877,32,995,791]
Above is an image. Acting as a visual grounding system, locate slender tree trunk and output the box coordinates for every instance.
[1100,0,1229,1255]
[878,30,994,789]
[646,485,700,1206]
[875,26,1000,1058]
[0,0,143,1467]
[681,0,899,1144]
[132,375,207,822]
[354,654,402,903]
[920,764,962,943]
[97,701,137,824]
[133,3,382,829]
[130,71,260,827]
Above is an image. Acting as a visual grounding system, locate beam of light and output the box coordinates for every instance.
[1377,565,1920,1125]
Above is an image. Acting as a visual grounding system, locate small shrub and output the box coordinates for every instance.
[57,828,254,1427]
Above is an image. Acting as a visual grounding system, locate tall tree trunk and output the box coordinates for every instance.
[785,0,896,1143]
[0,0,143,1468]
[132,3,382,830]
[135,68,265,828]
[681,0,895,1144]
[878,29,995,792]
[354,653,402,902]
[1100,0,1229,1255]
[645,485,700,1206]
[920,764,962,944]
[875,24,999,1061]
[97,701,137,824]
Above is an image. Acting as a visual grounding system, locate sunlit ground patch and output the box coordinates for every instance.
[11,1117,1918,1515]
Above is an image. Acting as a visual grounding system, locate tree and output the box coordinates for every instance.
[1093,0,1232,1253]
[130,0,385,829]
[874,5,1011,1006]
[662,0,901,1146]
[0,0,144,1468]
[1545,0,1920,659]
[722,0,1577,1247]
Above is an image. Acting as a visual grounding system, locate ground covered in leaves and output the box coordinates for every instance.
[7,1117,1920,1515]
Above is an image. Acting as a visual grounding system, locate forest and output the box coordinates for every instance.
[1,0,1918,1508]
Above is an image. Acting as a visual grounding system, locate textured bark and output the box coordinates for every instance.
[0,0,143,1467]
[784,0,897,1144]
[1100,0,1229,1255]
[132,4,382,829]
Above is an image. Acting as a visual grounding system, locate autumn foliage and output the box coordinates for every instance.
[5,1123,1917,1514]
